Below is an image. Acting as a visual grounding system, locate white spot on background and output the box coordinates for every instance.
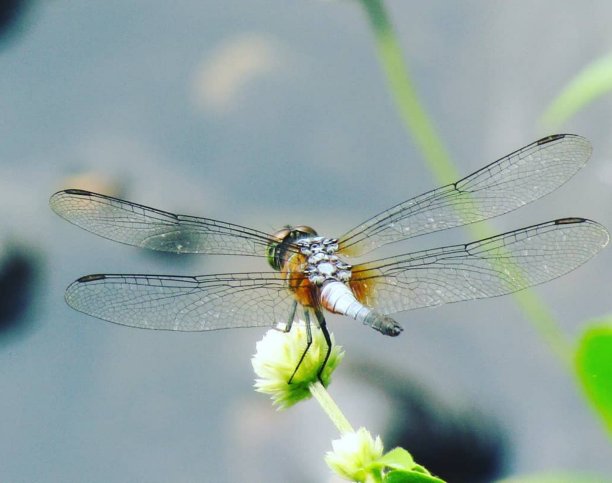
[192,33,284,113]
[598,162,612,187]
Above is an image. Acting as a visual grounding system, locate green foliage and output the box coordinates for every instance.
[385,470,445,483]
[371,448,446,483]
[575,320,612,438]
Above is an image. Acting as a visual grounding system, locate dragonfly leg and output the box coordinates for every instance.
[288,307,313,384]
[314,309,332,383]
[276,300,298,333]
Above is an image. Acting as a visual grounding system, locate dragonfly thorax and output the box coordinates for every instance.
[297,237,352,285]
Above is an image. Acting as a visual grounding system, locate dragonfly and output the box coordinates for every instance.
[50,134,609,381]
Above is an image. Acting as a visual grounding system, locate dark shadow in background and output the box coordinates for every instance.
[0,0,34,47]
[0,245,40,343]
[350,360,510,483]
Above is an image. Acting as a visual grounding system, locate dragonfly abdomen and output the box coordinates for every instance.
[320,281,403,336]
[362,311,403,337]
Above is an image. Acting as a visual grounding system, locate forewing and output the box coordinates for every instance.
[65,271,297,331]
[50,189,278,256]
[339,134,591,256]
[349,218,609,314]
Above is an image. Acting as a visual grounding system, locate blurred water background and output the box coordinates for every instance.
[1,1,612,481]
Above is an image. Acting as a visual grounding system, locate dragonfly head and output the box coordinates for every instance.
[267,225,318,270]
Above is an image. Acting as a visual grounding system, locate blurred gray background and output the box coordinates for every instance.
[1,1,612,481]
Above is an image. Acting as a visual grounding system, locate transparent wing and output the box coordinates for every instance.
[50,189,280,256]
[65,271,298,330]
[349,218,609,314]
[339,134,592,256]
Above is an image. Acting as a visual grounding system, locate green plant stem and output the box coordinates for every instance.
[357,0,573,366]
[357,0,459,183]
[309,381,354,434]
[540,54,612,131]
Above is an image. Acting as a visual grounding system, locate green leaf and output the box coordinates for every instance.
[575,321,612,438]
[410,464,432,475]
[385,469,446,483]
[370,448,445,482]
[376,448,416,470]
[540,54,612,129]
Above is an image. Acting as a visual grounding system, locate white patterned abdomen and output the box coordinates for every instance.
[320,281,403,336]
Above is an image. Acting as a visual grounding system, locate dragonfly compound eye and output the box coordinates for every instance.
[293,225,318,237]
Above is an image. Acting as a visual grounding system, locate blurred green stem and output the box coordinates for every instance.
[357,0,459,184]
[357,0,573,365]
[540,54,612,131]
